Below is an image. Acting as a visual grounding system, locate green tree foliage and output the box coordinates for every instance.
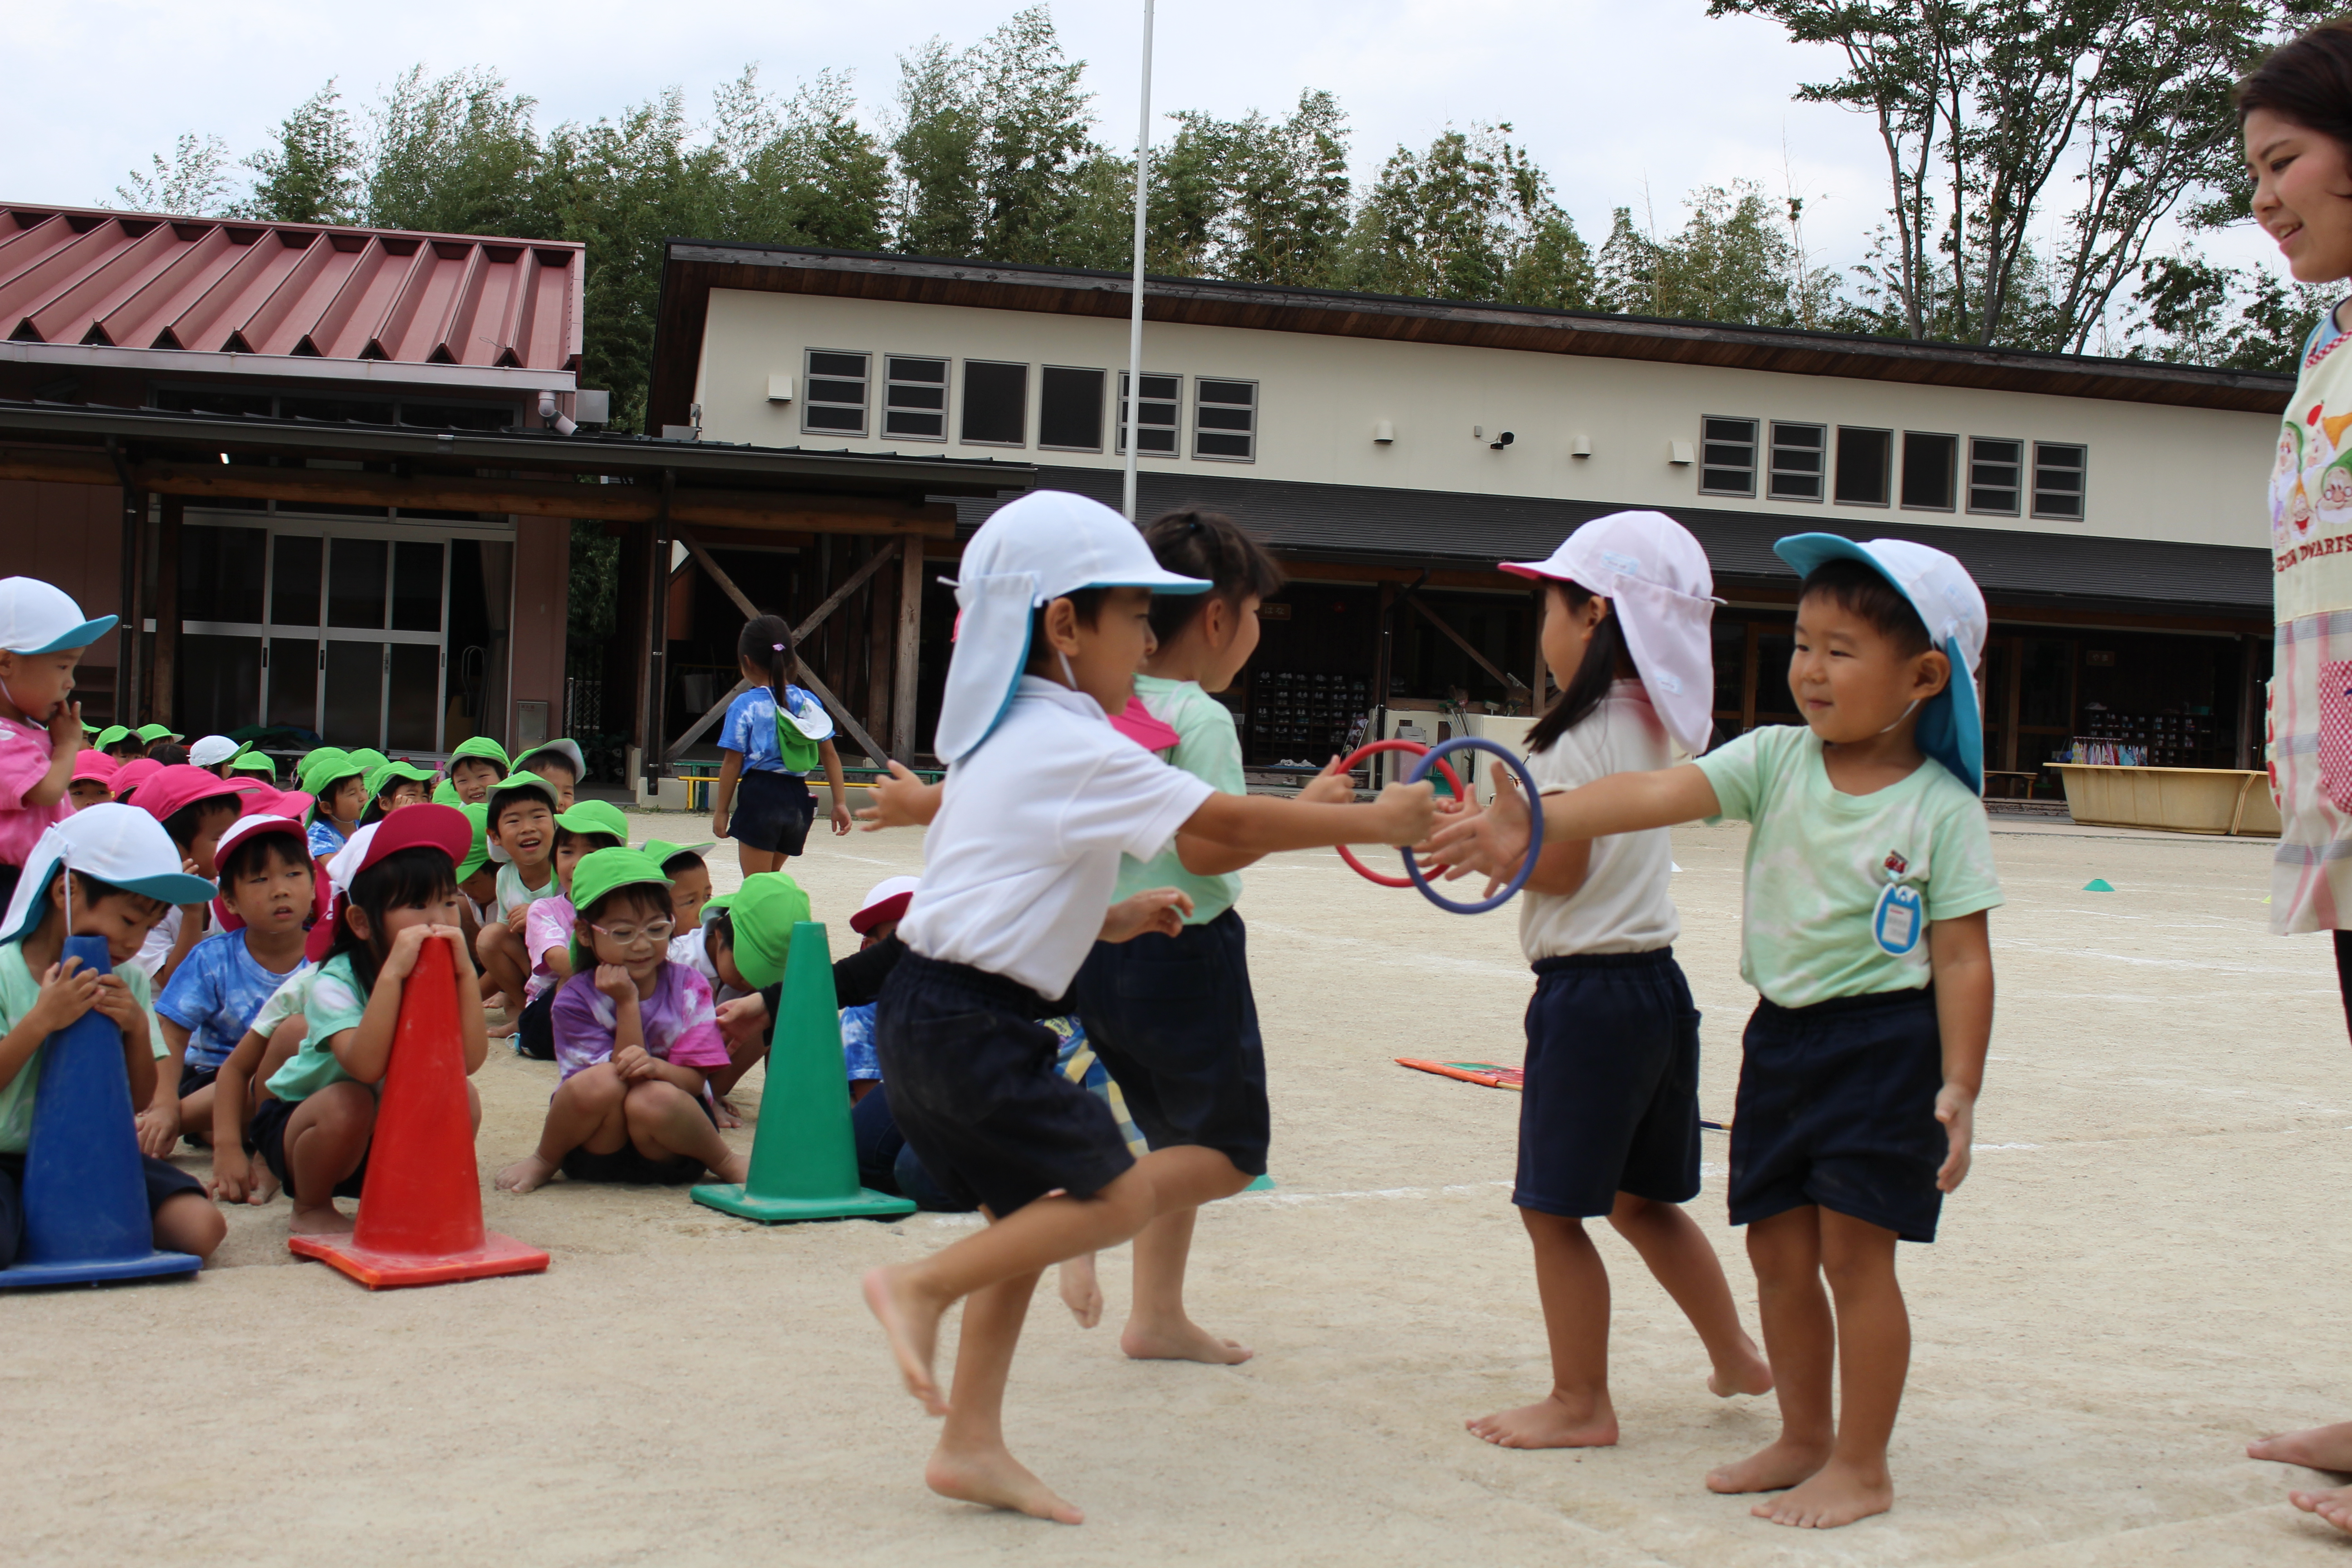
[2127,253,2335,370]
[363,66,543,236]
[1346,124,1593,308]
[115,133,235,216]
[1600,181,1848,327]
[239,82,361,225]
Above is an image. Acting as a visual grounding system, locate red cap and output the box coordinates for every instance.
[229,775,313,821]
[70,750,118,786]
[314,802,474,960]
[208,813,318,933]
[132,763,245,825]
[112,756,164,800]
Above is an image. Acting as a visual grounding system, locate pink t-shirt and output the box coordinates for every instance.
[524,894,577,1002]
[549,961,730,1084]
[0,717,68,869]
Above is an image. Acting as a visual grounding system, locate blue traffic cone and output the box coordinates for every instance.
[0,935,201,1289]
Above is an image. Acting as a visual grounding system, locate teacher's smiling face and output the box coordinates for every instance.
[2249,107,2352,285]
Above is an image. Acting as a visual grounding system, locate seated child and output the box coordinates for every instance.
[834,876,917,1102]
[453,803,497,941]
[700,872,807,1116]
[229,751,277,787]
[0,804,225,1265]
[298,748,366,863]
[129,766,245,1000]
[67,752,116,811]
[343,746,388,781]
[640,840,714,928]
[434,737,511,806]
[153,814,314,1159]
[137,724,183,757]
[514,799,630,1060]
[473,773,560,1014]
[358,759,433,825]
[0,575,116,913]
[512,740,584,812]
[96,725,140,761]
[188,735,240,776]
[495,847,746,1193]
[250,805,485,1234]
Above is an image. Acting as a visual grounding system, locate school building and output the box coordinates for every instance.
[647,241,2293,798]
[0,204,1018,777]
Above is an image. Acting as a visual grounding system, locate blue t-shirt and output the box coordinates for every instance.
[719,685,819,776]
[306,818,348,861]
[156,929,313,1072]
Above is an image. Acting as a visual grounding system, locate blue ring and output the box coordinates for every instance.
[1401,736,1545,914]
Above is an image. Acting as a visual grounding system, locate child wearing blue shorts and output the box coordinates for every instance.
[1434,533,2001,1530]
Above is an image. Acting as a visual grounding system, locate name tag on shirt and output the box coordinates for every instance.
[1873,882,1924,956]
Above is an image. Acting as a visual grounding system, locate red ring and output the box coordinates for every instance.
[1329,739,1466,888]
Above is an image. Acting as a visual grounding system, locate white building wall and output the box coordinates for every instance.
[695,288,2276,552]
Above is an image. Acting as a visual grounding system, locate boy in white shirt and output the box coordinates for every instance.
[861,491,1434,1525]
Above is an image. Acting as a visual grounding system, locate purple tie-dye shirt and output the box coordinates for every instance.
[549,960,730,1085]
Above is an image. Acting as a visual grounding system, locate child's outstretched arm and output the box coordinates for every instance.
[1424,764,1720,889]
[1173,779,1434,871]
[1176,756,1356,876]
[855,761,942,830]
[1926,911,1993,1194]
[1101,888,1192,943]
[818,738,853,836]
[137,1017,193,1157]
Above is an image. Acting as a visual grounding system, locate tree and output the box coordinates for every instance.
[1347,124,1590,308]
[1220,90,1354,288]
[240,82,361,225]
[970,6,1099,265]
[712,67,891,253]
[363,65,543,236]
[2127,252,2333,370]
[889,37,985,257]
[114,132,234,216]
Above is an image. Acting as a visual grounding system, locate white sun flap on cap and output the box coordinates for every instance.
[0,804,217,945]
[931,570,1039,764]
[325,822,382,898]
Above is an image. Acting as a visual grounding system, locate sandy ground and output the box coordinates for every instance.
[6,810,2352,1565]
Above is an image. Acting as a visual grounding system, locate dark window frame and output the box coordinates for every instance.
[1900,430,1960,512]
[1967,435,2024,516]
[956,359,1029,448]
[881,353,950,443]
[1192,377,1258,463]
[801,348,871,437]
[1117,371,1183,457]
[1699,415,1759,498]
[2032,441,2088,521]
[1038,365,1106,452]
[1833,426,1893,507]
[1768,421,1828,503]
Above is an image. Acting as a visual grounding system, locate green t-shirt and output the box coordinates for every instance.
[0,941,167,1155]
[495,863,559,923]
[265,951,372,1103]
[1111,676,1245,925]
[1695,725,2004,1009]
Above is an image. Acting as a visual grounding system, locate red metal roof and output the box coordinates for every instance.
[0,205,583,372]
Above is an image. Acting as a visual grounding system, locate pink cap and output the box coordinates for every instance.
[110,756,164,800]
[69,750,118,786]
[133,763,249,826]
[208,813,317,933]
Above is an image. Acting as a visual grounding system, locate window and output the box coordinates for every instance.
[1194,378,1257,461]
[958,360,1026,446]
[1834,427,1891,506]
[882,356,948,441]
[1117,372,1181,456]
[802,350,869,435]
[1699,416,1757,496]
[1968,437,2023,514]
[2034,442,2087,519]
[1769,422,1827,501]
[1039,366,1105,451]
[1901,431,1957,510]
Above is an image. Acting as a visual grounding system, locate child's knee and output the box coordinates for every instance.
[157,1191,226,1261]
[622,1078,691,1123]
[564,1062,627,1108]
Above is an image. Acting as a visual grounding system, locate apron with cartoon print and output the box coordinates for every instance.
[2268,302,2352,933]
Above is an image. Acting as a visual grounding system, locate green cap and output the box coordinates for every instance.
[455,802,493,882]
[554,799,631,843]
[345,747,389,776]
[296,746,360,796]
[729,872,812,990]
[565,847,673,970]
[448,735,513,774]
[229,752,276,779]
[96,725,131,748]
[135,723,181,743]
[365,758,435,800]
[80,720,100,735]
[431,778,460,805]
[640,838,715,872]
[514,739,586,780]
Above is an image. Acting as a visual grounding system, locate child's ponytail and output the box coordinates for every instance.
[1524,583,1637,755]
[739,615,795,705]
[1141,509,1286,642]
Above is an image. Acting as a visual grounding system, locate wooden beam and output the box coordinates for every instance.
[892,539,924,757]
[866,545,893,757]
[1403,590,1524,694]
[0,448,957,536]
[793,660,892,768]
[152,495,182,726]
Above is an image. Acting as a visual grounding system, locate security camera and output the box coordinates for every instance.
[1490,430,1515,450]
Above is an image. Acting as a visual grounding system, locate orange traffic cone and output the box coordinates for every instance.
[289,937,549,1289]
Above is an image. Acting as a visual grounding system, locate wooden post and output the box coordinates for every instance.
[118,486,145,725]
[892,540,924,759]
[152,495,182,726]
[1530,587,1548,713]
[2001,637,2024,776]
[866,541,893,750]
[1739,620,1759,736]
[1372,581,1396,786]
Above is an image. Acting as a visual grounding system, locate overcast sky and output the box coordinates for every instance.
[5,0,2284,290]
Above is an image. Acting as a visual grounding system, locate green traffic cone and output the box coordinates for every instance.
[1242,1173,1275,1193]
[692,920,915,1223]
[2084,878,2114,892]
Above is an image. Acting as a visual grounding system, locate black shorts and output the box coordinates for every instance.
[249,1093,369,1202]
[1515,948,1702,1218]
[1072,909,1268,1176]
[515,986,556,1060]
[0,1150,204,1267]
[874,951,1136,1216]
[1727,986,1946,1243]
[559,1094,719,1186]
[728,770,815,856]
[178,1061,220,1098]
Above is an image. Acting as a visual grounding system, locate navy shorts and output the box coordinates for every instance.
[560,1095,718,1186]
[515,987,556,1061]
[1072,909,1268,1176]
[874,951,1136,1217]
[178,1061,220,1098]
[249,1093,369,1201]
[1514,948,1702,1218]
[1727,986,1946,1243]
[728,770,814,857]
[0,1150,204,1267]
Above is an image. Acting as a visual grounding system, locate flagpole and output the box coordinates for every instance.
[1122,0,1155,522]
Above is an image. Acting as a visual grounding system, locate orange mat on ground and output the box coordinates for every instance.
[1394,1058,1524,1090]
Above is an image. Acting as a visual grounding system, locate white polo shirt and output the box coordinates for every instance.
[901,676,1215,999]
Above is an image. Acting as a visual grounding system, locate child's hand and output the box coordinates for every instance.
[593,964,640,1005]
[1372,779,1438,846]
[857,762,940,831]
[1935,1084,1975,1192]
[209,1147,267,1205]
[716,994,769,1053]
[611,1043,656,1081]
[436,924,476,977]
[710,807,730,840]
[87,972,146,1043]
[1422,773,1537,892]
[381,922,434,983]
[45,698,82,747]
[506,903,531,935]
[831,797,854,836]
[135,1101,181,1158]
[1295,755,1355,805]
[1101,887,1191,944]
[29,957,103,1034]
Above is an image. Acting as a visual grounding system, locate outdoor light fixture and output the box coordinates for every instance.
[1372,420,1395,444]
[1668,439,1695,465]
[767,375,794,403]
[1570,434,1591,457]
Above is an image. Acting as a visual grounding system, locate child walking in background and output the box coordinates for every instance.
[495,848,745,1193]
[513,800,630,1061]
[0,804,224,1266]
[1431,534,2000,1529]
[0,577,117,913]
[1432,513,1772,1451]
[250,806,485,1235]
[710,616,850,876]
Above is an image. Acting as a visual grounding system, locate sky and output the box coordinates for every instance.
[3,0,2287,295]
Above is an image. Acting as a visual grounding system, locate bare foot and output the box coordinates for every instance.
[495,1154,558,1194]
[1120,1315,1253,1365]
[252,1170,282,1204]
[863,1265,947,1415]
[926,1442,1084,1524]
[1706,1435,1831,1495]
[2253,1421,2352,1471]
[1708,1340,1775,1398]
[1465,1392,1618,1449]
[2291,1483,2352,1534]
[715,1097,743,1130]
[1058,1255,1102,1328]
[287,1201,353,1235]
[1750,1457,1892,1529]
[708,1152,750,1186]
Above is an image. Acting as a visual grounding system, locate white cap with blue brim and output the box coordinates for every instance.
[1772,534,1987,794]
[0,577,118,656]
[0,804,219,944]
[933,490,1211,763]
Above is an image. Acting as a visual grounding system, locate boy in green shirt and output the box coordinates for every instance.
[1430,534,2001,1530]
